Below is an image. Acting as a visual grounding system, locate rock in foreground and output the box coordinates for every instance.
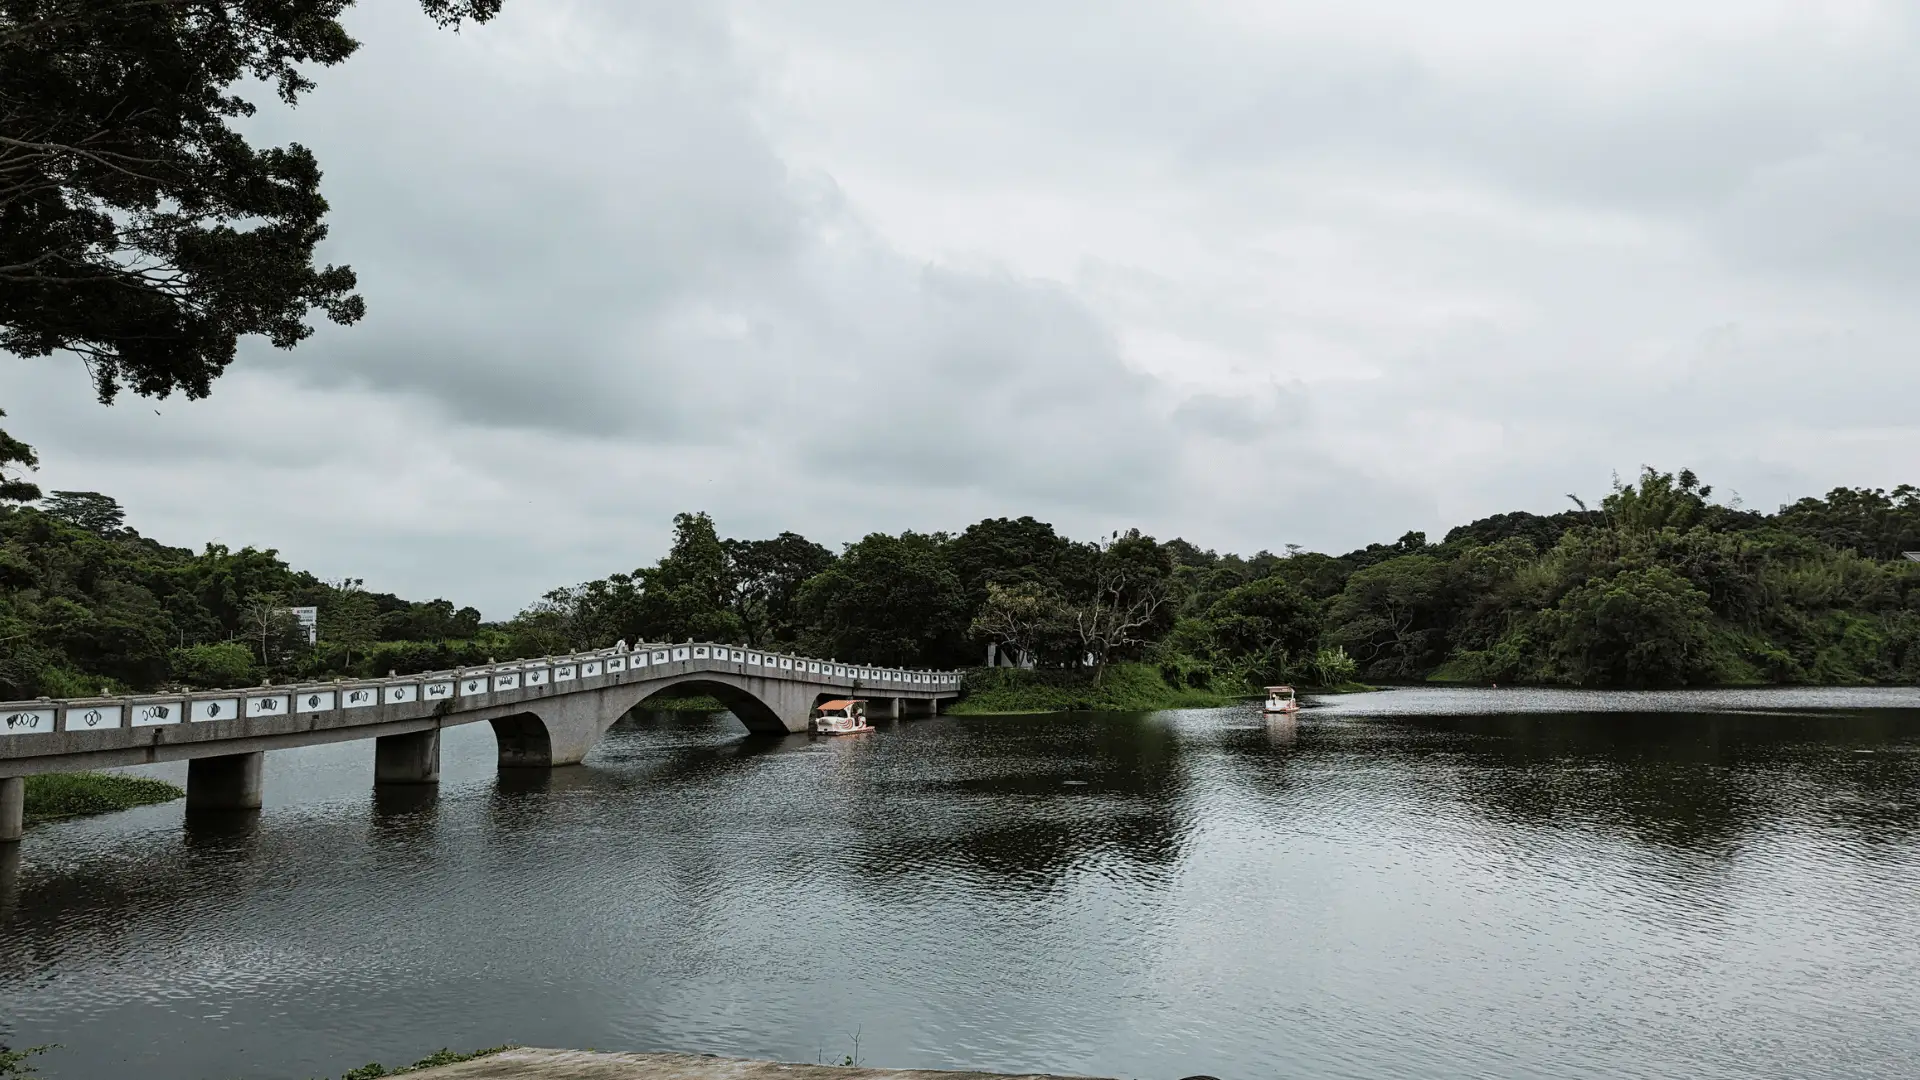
[409,1049,1109,1080]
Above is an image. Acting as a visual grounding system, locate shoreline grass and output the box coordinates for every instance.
[949,665,1384,715]
[338,1045,515,1079]
[22,772,184,825]
[950,662,1241,715]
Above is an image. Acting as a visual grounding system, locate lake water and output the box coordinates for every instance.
[3,688,1920,1080]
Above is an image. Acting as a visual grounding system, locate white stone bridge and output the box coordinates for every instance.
[0,643,962,840]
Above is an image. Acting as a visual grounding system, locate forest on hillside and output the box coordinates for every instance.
[1,468,1918,700]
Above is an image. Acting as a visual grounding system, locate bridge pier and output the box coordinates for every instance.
[374,729,441,785]
[0,776,22,843]
[2,646,968,813]
[186,751,264,811]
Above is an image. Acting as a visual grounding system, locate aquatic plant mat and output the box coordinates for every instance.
[22,772,183,824]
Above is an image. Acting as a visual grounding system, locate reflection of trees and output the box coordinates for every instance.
[845,713,1195,889]
[1444,711,1920,853]
[1224,708,1920,857]
[0,843,20,922]
[595,710,813,788]
[602,710,1198,892]
[0,812,333,982]
[1394,712,1773,852]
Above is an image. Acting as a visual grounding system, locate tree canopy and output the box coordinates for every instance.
[0,409,37,502]
[5,460,1920,699]
[1,0,503,402]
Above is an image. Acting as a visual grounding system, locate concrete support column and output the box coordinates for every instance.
[0,777,23,843]
[0,840,20,920]
[374,729,441,786]
[186,752,265,811]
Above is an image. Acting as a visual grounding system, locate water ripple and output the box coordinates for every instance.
[1,704,1917,1079]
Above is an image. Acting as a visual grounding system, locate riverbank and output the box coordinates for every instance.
[949,662,1236,714]
[947,662,1381,714]
[21,772,182,825]
[408,1049,1105,1080]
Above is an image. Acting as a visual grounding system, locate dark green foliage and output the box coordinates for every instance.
[1201,575,1319,686]
[952,662,1234,714]
[1260,550,1355,602]
[0,411,39,503]
[1336,529,1433,574]
[39,491,125,535]
[970,581,1078,667]
[946,516,1086,607]
[1775,485,1920,561]
[1541,567,1716,687]
[7,461,1920,702]
[1,0,503,403]
[1441,509,1597,552]
[1404,469,1920,688]
[169,642,256,687]
[378,596,482,642]
[1324,554,1451,679]
[724,531,834,647]
[0,503,523,696]
[320,583,380,667]
[798,531,967,666]
[632,511,744,643]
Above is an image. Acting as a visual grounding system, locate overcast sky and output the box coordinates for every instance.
[10,1,1920,616]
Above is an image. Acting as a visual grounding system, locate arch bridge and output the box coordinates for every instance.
[0,643,963,841]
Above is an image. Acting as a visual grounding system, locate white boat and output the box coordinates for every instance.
[811,698,874,736]
[1263,685,1300,715]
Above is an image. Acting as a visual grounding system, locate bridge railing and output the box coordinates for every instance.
[0,641,962,741]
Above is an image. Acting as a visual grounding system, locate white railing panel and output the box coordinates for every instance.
[65,703,123,731]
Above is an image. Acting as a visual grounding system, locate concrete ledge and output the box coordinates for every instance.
[411,1049,1108,1080]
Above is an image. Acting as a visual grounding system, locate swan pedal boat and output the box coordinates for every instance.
[811,698,874,735]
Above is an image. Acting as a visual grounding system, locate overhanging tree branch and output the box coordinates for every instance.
[0,0,504,403]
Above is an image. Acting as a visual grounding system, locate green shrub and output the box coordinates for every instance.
[953,662,1236,714]
[1541,566,1718,687]
[31,665,120,698]
[169,642,256,687]
[1309,645,1359,687]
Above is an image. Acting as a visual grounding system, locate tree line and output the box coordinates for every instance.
[4,467,1915,699]
[0,488,482,697]
[6,9,1912,697]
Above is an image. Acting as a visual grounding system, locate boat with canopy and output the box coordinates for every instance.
[811,698,874,735]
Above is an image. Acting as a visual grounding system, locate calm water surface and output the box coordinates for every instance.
[3,687,1920,1080]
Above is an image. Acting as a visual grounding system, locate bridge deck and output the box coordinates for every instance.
[0,643,962,778]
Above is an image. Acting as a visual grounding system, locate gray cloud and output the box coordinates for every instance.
[7,0,1919,615]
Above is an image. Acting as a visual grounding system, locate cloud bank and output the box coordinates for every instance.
[9,0,1918,615]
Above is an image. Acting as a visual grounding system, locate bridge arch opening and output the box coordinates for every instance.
[635,679,791,736]
[490,711,554,769]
